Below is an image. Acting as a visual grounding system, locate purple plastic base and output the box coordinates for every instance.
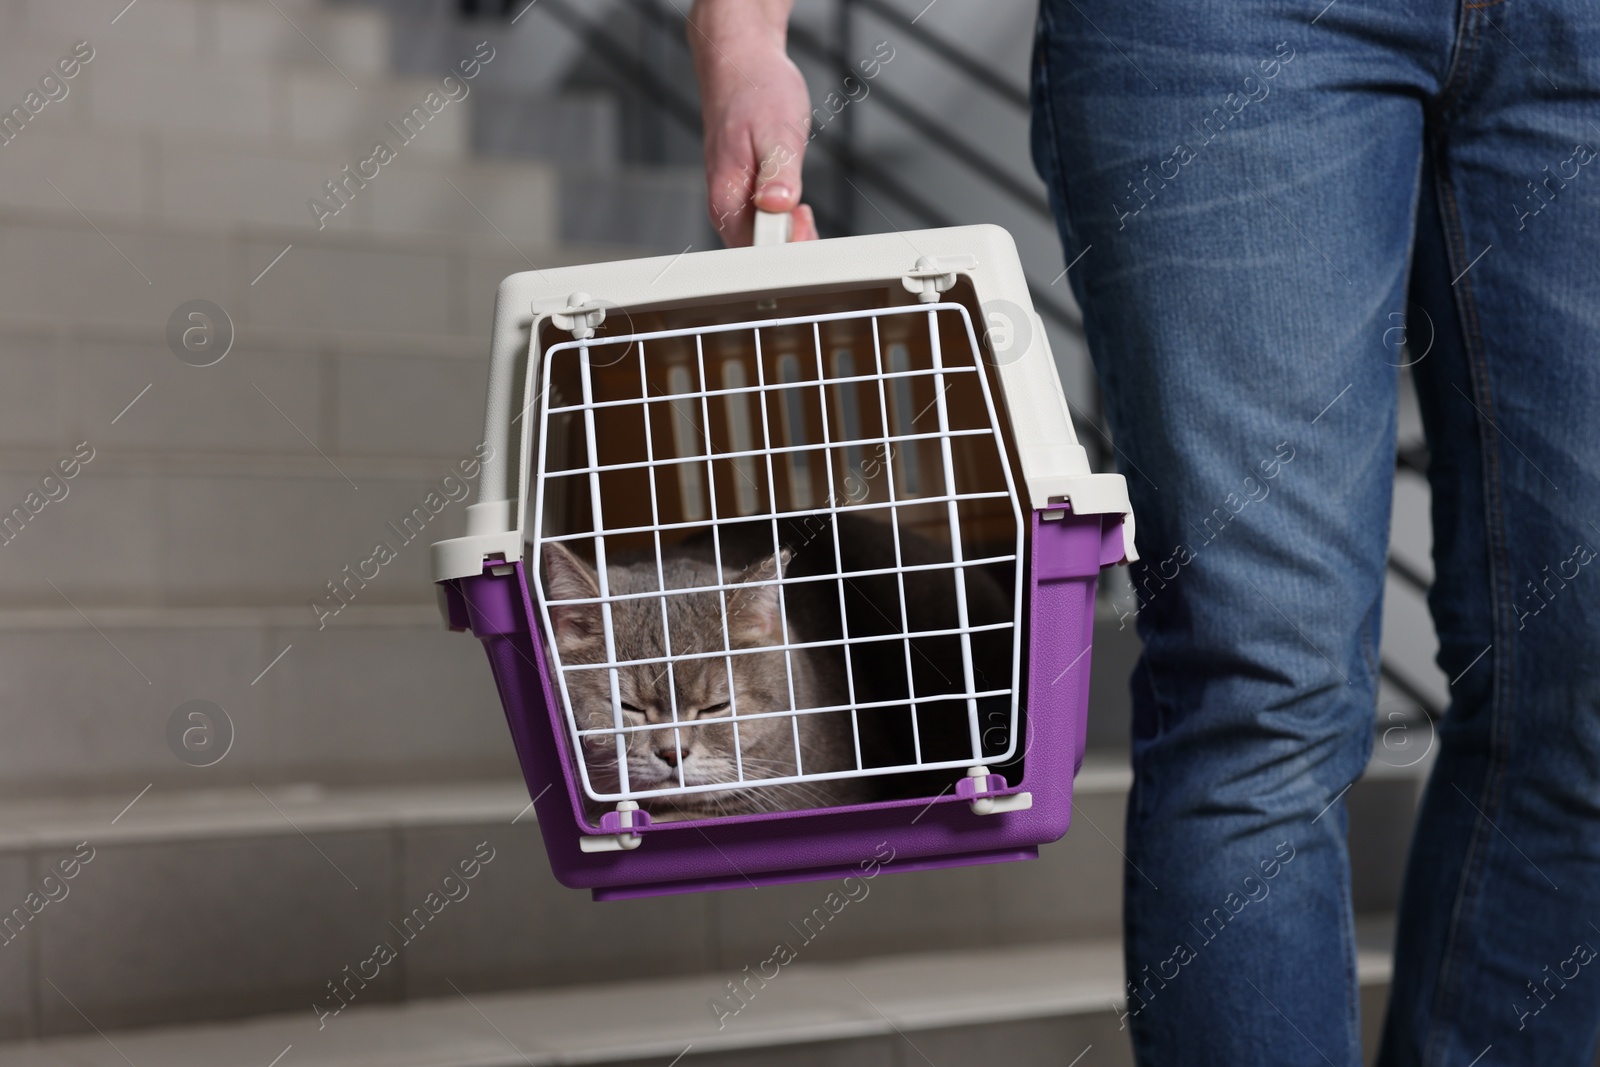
[593,846,1039,901]
[439,507,1119,899]
[592,851,1036,902]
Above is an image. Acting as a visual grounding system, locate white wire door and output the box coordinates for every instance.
[531,302,1025,805]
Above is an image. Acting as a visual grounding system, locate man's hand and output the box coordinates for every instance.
[688,0,817,247]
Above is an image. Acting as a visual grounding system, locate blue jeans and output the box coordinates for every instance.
[1031,2,1600,1063]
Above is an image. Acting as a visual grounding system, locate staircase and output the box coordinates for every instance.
[0,0,1432,1064]
[0,743,1418,1064]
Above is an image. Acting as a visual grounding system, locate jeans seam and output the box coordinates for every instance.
[1434,1,1482,123]
[1418,151,1515,1067]
[1368,149,1428,697]
[1340,850,1361,1064]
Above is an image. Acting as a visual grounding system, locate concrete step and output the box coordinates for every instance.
[0,605,516,798]
[0,941,1138,1065]
[472,90,622,171]
[0,448,497,605]
[0,127,558,256]
[0,920,1398,1065]
[0,764,1130,1038]
[376,0,623,95]
[0,310,493,460]
[208,0,390,77]
[0,752,1420,1039]
[0,210,579,339]
[5,0,390,77]
[0,34,474,160]
[557,165,712,254]
[3,48,467,154]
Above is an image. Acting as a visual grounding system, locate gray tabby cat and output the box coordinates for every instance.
[542,542,868,821]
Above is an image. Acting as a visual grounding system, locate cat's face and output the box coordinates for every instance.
[542,542,799,815]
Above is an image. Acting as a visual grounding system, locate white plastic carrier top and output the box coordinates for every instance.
[433,219,1135,585]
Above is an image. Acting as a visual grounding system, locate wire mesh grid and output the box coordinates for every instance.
[531,302,1025,806]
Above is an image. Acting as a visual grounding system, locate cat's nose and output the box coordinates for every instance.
[655,745,682,767]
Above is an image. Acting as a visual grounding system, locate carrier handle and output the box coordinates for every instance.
[752,209,792,246]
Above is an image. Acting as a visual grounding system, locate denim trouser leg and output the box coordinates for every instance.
[1031,2,1600,1064]
[1379,5,1600,1064]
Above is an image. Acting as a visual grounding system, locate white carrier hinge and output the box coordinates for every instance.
[901,255,976,303]
[551,291,608,340]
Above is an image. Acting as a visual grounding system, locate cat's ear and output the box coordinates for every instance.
[542,542,602,641]
[729,548,791,645]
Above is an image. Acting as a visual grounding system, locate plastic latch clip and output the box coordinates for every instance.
[579,801,649,852]
[957,766,1034,816]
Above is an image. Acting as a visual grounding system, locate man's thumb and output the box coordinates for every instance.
[750,134,805,214]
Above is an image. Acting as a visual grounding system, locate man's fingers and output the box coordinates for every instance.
[790,203,818,242]
[704,128,810,246]
[753,183,797,213]
[707,161,754,245]
[752,128,806,213]
[706,134,766,244]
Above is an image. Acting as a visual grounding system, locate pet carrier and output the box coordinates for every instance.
[433,213,1135,900]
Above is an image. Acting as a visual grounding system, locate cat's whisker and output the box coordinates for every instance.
[777,785,830,809]
[728,787,770,813]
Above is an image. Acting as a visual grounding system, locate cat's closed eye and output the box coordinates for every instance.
[615,699,728,719]
[656,701,729,718]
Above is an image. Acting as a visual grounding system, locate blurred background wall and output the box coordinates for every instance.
[0,0,1440,1063]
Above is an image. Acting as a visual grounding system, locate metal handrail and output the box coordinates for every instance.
[1386,554,1431,597]
[782,21,1053,218]
[849,0,1031,110]
[537,0,702,140]
[1389,448,1443,718]
[1381,664,1444,721]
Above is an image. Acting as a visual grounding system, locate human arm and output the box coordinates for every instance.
[687,0,818,246]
